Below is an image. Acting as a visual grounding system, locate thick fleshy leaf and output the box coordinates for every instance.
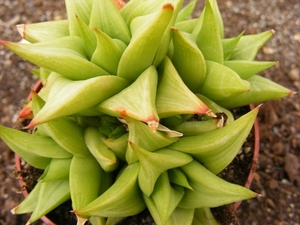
[97,66,159,131]
[0,126,72,168]
[171,28,206,92]
[208,0,224,38]
[229,30,274,60]
[192,208,220,225]
[224,60,276,79]
[131,142,192,196]
[91,28,127,74]
[89,0,130,44]
[65,0,93,36]
[168,207,194,225]
[175,0,197,23]
[70,156,103,211]
[179,160,258,209]
[84,127,119,172]
[16,20,69,43]
[11,182,42,214]
[216,75,294,108]
[28,179,70,223]
[125,118,178,164]
[75,15,97,59]
[119,0,151,22]
[156,57,212,118]
[222,31,244,60]
[28,73,130,127]
[196,0,223,64]
[31,92,90,156]
[40,158,72,181]
[103,133,128,161]
[168,168,193,190]
[175,18,198,33]
[151,172,184,225]
[0,37,109,80]
[117,4,174,81]
[75,163,146,218]
[169,107,259,174]
[200,61,250,101]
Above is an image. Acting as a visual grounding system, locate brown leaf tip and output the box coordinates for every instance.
[163,3,174,11]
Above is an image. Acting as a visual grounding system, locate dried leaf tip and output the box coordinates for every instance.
[289,91,297,96]
[163,3,174,10]
[76,216,88,225]
[206,110,217,118]
[0,40,8,46]
[10,207,17,214]
[147,120,159,132]
[171,27,179,32]
[16,24,26,38]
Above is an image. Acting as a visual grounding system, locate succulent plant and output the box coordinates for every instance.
[0,0,294,224]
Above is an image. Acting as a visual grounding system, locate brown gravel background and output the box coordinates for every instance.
[0,0,300,225]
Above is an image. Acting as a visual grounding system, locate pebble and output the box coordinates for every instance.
[288,68,300,81]
[284,153,300,184]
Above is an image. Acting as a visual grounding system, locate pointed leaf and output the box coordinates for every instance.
[65,0,93,36]
[200,61,250,101]
[216,75,294,108]
[91,28,126,74]
[75,163,146,218]
[0,126,72,168]
[28,73,130,127]
[41,158,71,181]
[222,31,244,60]
[176,0,197,23]
[89,0,130,44]
[11,182,42,214]
[70,156,104,211]
[229,30,274,60]
[156,57,212,118]
[103,133,128,161]
[172,28,206,92]
[168,207,194,225]
[131,142,192,196]
[31,92,90,156]
[75,15,97,59]
[168,168,193,190]
[193,208,220,225]
[0,37,109,80]
[179,160,258,209]
[16,20,69,43]
[125,118,179,163]
[28,179,70,223]
[169,107,259,174]
[224,60,276,79]
[97,66,159,131]
[196,0,223,64]
[117,4,174,81]
[151,172,184,225]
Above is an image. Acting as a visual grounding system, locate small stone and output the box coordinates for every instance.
[269,179,278,189]
[293,33,300,42]
[263,46,276,55]
[271,142,284,155]
[288,68,300,81]
[284,153,300,183]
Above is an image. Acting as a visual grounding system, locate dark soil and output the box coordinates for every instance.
[0,1,299,225]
